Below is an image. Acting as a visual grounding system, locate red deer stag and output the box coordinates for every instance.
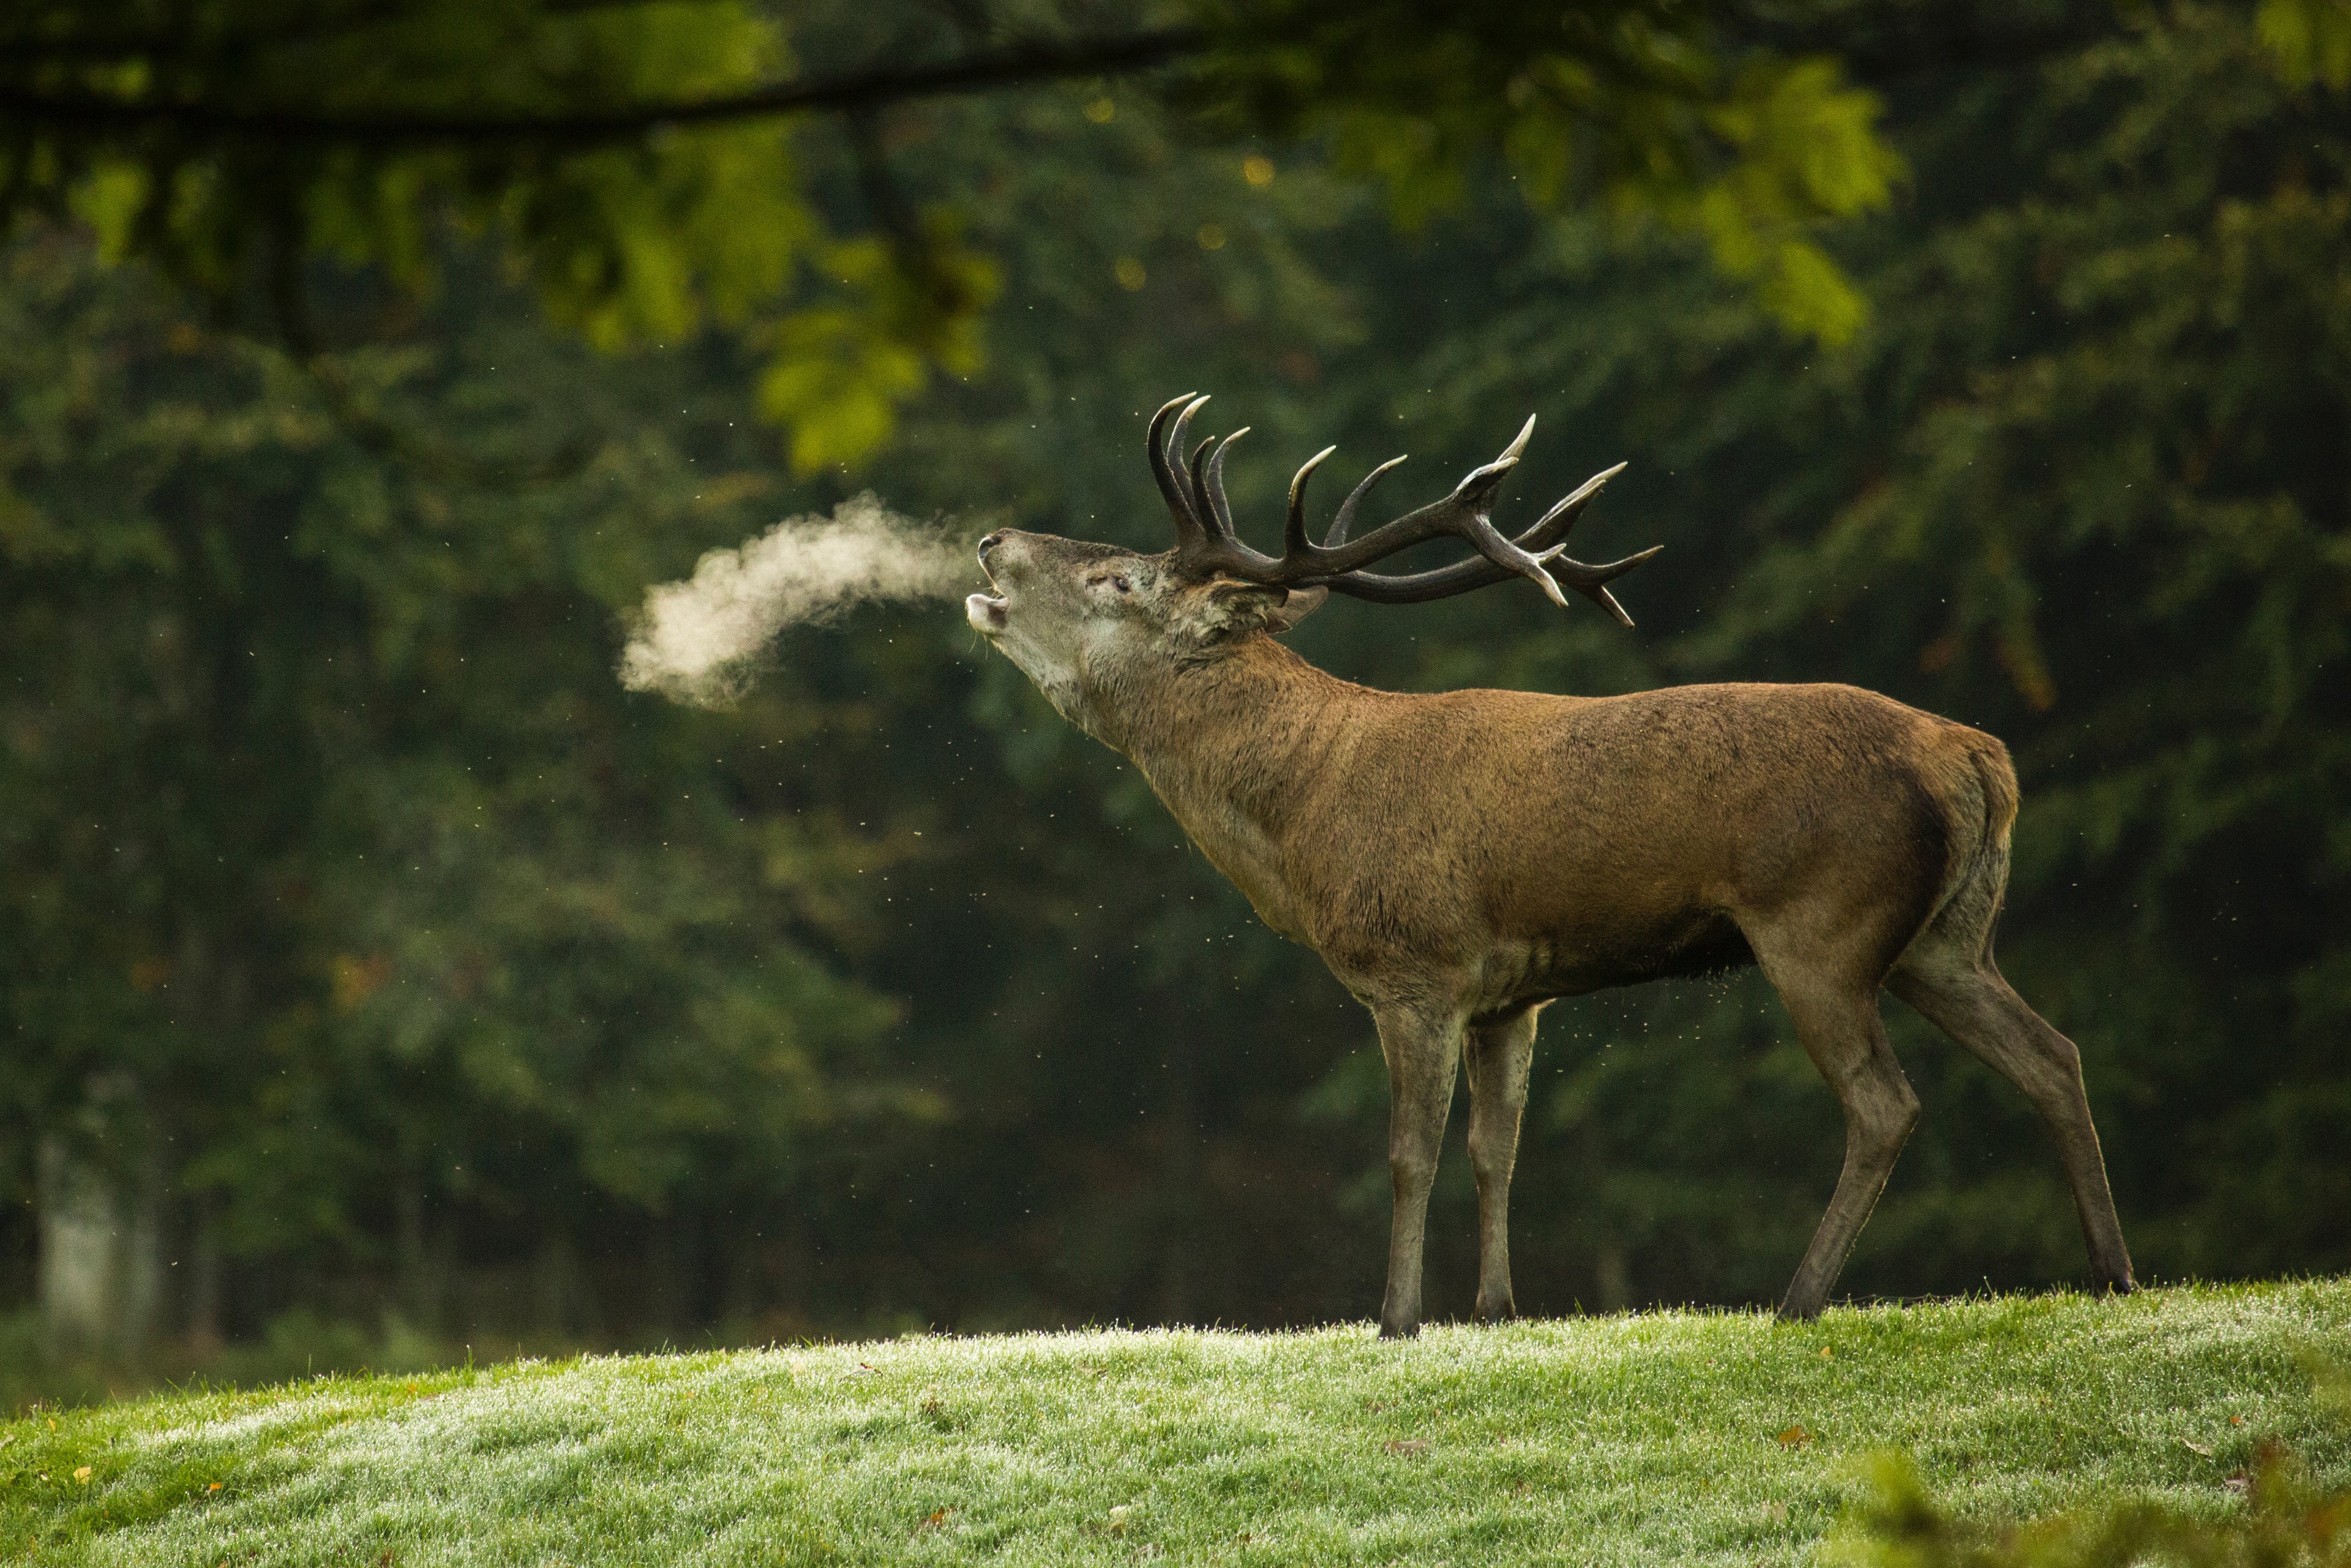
[967,392,2135,1335]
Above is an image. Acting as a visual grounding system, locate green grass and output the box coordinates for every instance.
[5,1280,2348,1566]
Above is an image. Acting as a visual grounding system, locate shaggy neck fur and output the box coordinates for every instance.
[1087,634,1368,940]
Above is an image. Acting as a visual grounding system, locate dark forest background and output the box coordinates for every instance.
[2,0,2346,1404]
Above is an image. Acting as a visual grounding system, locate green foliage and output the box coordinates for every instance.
[2260,0,2351,88]
[1831,1447,2351,1568]
[2,0,1910,470]
[1828,1356,2351,1567]
[757,228,999,475]
[1192,0,1902,342]
[13,1,804,325]
[1678,55,1897,342]
[0,1,996,471]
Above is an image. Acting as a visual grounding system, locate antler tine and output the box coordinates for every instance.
[1315,463,1657,620]
[1317,416,1524,552]
[1553,544,1665,628]
[1149,393,1206,547]
[1499,413,1535,464]
[1327,456,1408,547]
[1168,394,1210,449]
[1308,420,1529,576]
[1286,445,1338,557]
[1460,511,1577,610]
[1166,396,1212,533]
[1528,461,1627,541]
[1200,428,1251,544]
[1518,465,1652,625]
[1184,435,1218,541]
[1509,531,1657,612]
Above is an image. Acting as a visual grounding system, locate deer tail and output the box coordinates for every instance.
[1970,736,2019,851]
[1947,736,2019,963]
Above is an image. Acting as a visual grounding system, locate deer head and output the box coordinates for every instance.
[966,392,1662,733]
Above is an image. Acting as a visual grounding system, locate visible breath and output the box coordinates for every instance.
[620,495,973,707]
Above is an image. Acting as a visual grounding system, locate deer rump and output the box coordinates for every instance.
[1261,681,1991,1008]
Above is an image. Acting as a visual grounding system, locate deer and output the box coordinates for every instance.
[966,392,2137,1336]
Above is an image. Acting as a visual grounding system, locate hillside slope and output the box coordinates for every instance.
[7,1281,2349,1566]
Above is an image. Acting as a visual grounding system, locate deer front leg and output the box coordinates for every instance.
[1464,1005,1539,1322]
[1374,1004,1463,1340]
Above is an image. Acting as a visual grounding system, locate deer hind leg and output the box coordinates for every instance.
[1752,937,1921,1321]
[1464,1005,1539,1323]
[1373,1004,1464,1340]
[1888,942,2136,1294]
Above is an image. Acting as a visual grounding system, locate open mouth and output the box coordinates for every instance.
[967,542,1008,633]
[966,590,1008,634]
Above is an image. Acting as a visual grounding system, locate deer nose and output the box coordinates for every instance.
[977,531,1005,559]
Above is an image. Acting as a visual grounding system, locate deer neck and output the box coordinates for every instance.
[1100,636,1357,943]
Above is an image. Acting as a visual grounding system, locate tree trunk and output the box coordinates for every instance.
[394,1163,438,1333]
[1593,1236,1633,1313]
[532,1232,598,1340]
[186,1191,224,1349]
[38,1134,162,1358]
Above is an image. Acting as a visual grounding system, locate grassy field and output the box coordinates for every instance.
[4,1280,2347,1566]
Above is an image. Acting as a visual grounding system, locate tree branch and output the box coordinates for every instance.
[1726,3,2117,88]
[0,28,1205,146]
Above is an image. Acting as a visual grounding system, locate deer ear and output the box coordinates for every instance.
[1265,585,1327,634]
[1193,578,1294,639]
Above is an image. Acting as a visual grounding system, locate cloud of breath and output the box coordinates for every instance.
[620,495,974,707]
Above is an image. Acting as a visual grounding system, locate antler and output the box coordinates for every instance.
[1144,393,1661,626]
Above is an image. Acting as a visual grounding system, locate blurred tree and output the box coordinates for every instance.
[0,228,935,1348]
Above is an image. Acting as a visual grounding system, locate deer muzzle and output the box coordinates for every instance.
[968,532,1010,632]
